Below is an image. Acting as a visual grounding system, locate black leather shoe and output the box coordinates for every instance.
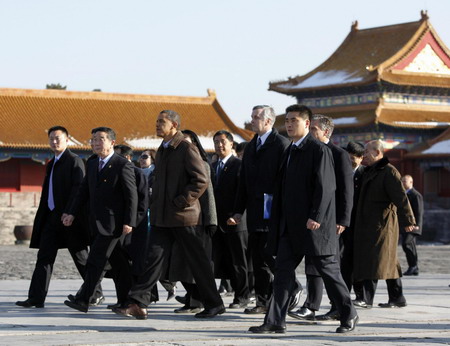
[107,303,122,310]
[288,288,303,311]
[175,295,187,305]
[229,300,249,309]
[288,306,315,321]
[244,306,267,314]
[195,305,225,318]
[352,300,372,309]
[15,299,44,308]
[64,299,88,313]
[403,266,419,276]
[68,294,104,307]
[174,305,202,313]
[248,323,286,334]
[316,309,340,321]
[336,315,358,333]
[378,301,407,308]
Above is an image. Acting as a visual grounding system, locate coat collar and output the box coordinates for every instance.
[366,156,390,172]
[165,131,185,149]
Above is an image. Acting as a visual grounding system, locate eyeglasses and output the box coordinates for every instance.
[140,155,150,159]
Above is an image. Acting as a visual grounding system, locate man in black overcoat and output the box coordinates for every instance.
[63,127,137,313]
[16,126,101,308]
[249,104,357,334]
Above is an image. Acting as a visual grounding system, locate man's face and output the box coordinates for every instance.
[48,130,69,155]
[139,150,152,168]
[348,153,363,170]
[363,142,379,166]
[92,131,115,158]
[156,113,176,138]
[401,176,413,190]
[250,109,269,134]
[214,134,233,159]
[285,112,309,141]
[309,119,329,143]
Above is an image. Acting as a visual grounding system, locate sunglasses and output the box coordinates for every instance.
[140,155,150,159]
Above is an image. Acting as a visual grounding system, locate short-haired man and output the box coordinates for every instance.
[16,126,102,308]
[113,110,225,319]
[228,105,292,314]
[353,140,416,308]
[249,104,357,334]
[63,127,138,313]
[401,175,424,276]
[212,130,249,309]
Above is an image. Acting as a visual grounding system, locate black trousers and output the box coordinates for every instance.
[265,234,356,327]
[248,231,275,307]
[358,278,405,305]
[402,233,418,268]
[212,228,249,304]
[129,226,223,309]
[28,216,93,304]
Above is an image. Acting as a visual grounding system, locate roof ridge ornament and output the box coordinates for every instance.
[420,10,429,21]
[351,20,359,32]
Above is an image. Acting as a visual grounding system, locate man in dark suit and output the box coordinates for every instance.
[63,127,138,313]
[16,126,102,308]
[290,115,354,321]
[212,130,249,309]
[228,105,292,314]
[113,110,224,319]
[401,175,424,276]
[249,104,357,334]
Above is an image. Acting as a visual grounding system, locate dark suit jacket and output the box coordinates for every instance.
[326,142,353,227]
[404,187,424,235]
[69,153,138,238]
[267,133,337,256]
[213,155,242,231]
[30,149,89,250]
[234,129,290,232]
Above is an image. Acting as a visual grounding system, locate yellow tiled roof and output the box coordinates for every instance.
[0,88,253,150]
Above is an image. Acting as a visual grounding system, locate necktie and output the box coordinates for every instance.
[216,160,224,183]
[256,137,262,151]
[98,159,105,172]
[287,144,296,167]
[47,159,57,211]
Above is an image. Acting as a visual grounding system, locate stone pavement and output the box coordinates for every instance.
[0,274,449,346]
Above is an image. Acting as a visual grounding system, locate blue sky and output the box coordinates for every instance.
[1,0,448,127]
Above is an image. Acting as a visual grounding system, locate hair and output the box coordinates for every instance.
[345,141,365,157]
[285,104,312,121]
[182,129,209,162]
[114,144,133,158]
[312,114,334,138]
[48,125,69,137]
[213,130,234,143]
[252,105,276,125]
[91,127,116,141]
[236,141,248,153]
[368,139,385,154]
[160,110,181,129]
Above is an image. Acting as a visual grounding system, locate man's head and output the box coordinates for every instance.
[48,125,69,155]
[156,110,180,140]
[213,130,234,159]
[401,175,414,190]
[284,104,312,142]
[345,141,365,170]
[91,127,116,159]
[364,140,384,166]
[310,115,334,143]
[250,105,276,135]
[114,144,133,162]
[139,149,153,168]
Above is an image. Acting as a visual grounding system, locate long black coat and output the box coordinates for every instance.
[69,153,138,238]
[234,129,290,232]
[30,149,89,250]
[403,187,424,235]
[267,133,337,257]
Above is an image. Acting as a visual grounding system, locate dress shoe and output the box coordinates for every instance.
[64,299,88,313]
[174,305,202,313]
[336,315,359,333]
[352,300,372,309]
[107,303,122,310]
[67,294,105,307]
[113,303,148,320]
[244,306,267,314]
[229,300,249,309]
[288,306,315,321]
[403,266,419,276]
[248,323,286,334]
[316,309,340,321]
[15,299,44,308]
[195,305,225,318]
[288,288,303,311]
[167,289,176,301]
[378,301,407,308]
[175,295,187,305]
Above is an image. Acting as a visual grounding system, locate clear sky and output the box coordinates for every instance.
[1,0,449,127]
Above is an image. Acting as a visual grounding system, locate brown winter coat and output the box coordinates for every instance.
[353,157,415,281]
[150,131,207,228]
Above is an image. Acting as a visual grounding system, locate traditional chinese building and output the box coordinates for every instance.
[270,12,450,241]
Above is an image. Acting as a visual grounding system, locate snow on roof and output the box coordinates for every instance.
[332,117,359,125]
[422,139,450,154]
[280,70,364,89]
[393,121,450,127]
